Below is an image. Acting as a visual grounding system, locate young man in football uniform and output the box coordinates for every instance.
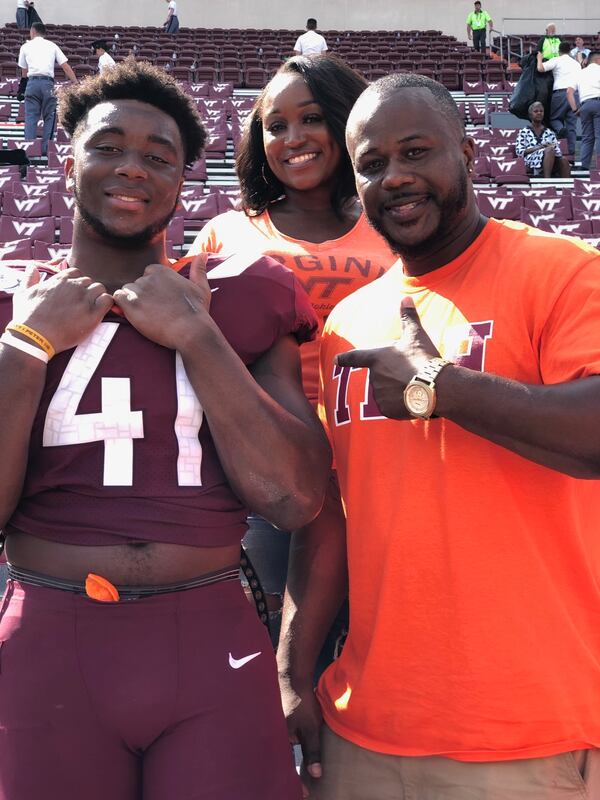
[280,73,600,799]
[0,60,330,800]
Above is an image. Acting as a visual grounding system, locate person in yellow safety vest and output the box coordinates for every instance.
[466,1,493,53]
[537,23,562,61]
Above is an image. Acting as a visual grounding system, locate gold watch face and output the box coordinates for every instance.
[404,382,434,417]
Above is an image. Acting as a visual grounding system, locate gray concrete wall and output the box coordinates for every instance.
[1,0,599,42]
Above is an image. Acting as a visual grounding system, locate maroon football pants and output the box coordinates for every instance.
[0,577,301,800]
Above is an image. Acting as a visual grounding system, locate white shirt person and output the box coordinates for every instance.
[294,19,327,56]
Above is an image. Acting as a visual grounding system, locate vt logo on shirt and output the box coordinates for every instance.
[332,320,494,426]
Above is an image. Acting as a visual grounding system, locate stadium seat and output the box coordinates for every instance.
[13,183,51,198]
[523,195,572,217]
[573,196,600,218]
[33,241,71,260]
[521,210,564,227]
[3,191,51,217]
[537,219,593,236]
[473,156,492,181]
[58,216,73,243]
[8,139,42,158]
[185,159,208,182]
[167,215,185,245]
[179,192,219,220]
[0,238,32,259]
[244,68,267,89]
[487,144,514,159]
[0,175,18,192]
[51,192,77,216]
[0,215,55,243]
[476,193,522,220]
[489,158,529,184]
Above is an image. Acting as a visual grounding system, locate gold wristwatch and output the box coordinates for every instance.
[403,357,451,419]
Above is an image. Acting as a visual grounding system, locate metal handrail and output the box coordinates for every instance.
[490,29,523,63]
[501,16,600,34]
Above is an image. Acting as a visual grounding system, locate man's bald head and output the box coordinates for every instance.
[346,73,465,156]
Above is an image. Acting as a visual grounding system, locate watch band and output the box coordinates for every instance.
[413,357,451,387]
[403,357,451,419]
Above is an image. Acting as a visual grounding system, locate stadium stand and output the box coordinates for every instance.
[0,23,598,257]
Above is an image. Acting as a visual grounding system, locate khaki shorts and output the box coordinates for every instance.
[303,724,600,799]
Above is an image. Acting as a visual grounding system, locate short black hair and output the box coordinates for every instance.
[359,72,465,138]
[92,40,108,51]
[58,58,206,168]
[559,40,571,54]
[31,22,46,35]
[236,55,367,217]
[306,18,317,29]
[474,1,481,5]
[589,50,600,61]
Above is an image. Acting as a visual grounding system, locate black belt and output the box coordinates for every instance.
[28,75,53,81]
[581,97,600,104]
[7,564,239,600]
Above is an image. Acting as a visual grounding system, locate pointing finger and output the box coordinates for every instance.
[400,296,423,328]
[335,349,376,369]
[400,296,440,354]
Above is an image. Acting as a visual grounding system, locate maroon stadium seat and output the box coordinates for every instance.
[490,158,529,184]
[523,195,572,218]
[537,219,593,236]
[13,183,51,198]
[476,193,522,220]
[2,191,51,218]
[33,241,71,260]
[8,139,42,158]
[185,159,208,182]
[0,215,55,243]
[0,238,32,259]
[167,215,185,245]
[179,192,219,220]
[573,196,600,218]
[51,192,77,217]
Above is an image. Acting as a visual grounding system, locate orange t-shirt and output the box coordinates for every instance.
[189,209,396,405]
[318,219,600,761]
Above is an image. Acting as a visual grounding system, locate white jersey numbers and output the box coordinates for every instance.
[174,351,204,486]
[43,322,204,487]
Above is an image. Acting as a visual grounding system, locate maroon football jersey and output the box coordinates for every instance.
[0,255,317,547]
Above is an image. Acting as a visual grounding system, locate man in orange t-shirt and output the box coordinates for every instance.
[279,73,600,799]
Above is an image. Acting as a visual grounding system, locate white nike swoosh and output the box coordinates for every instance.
[228,651,262,669]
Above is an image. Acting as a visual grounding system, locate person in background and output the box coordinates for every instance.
[293,19,328,57]
[17,22,77,157]
[568,50,600,171]
[189,55,396,657]
[536,40,581,156]
[92,40,116,74]
[570,36,591,65]
[16,0,29,30]
[515,100,570,177]
[537,22,561,61]
[26,1,42,27]
[466,1,493,53]
[163,0,179,35]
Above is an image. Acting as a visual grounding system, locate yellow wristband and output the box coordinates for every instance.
[6,322,55,359]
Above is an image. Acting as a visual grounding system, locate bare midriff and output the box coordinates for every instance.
[5,530,240,585]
